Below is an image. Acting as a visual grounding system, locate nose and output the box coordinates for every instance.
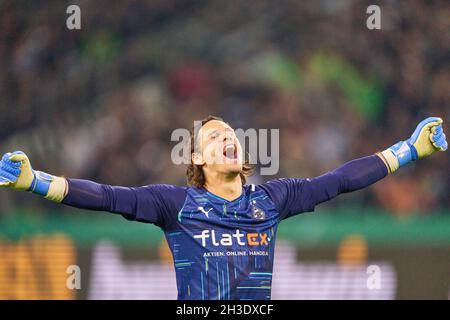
[223,133,234,143]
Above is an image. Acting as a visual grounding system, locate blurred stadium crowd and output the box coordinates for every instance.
[0,0,449,215]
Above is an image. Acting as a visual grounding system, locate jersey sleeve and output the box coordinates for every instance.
[259,178,315,220]
[260,155,388,220]
[62,179,186,230]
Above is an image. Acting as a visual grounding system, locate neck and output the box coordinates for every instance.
[204,172,242,202]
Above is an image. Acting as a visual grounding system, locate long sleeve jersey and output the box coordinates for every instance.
[62,155,388,300]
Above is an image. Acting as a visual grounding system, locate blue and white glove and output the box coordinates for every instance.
[379,117,447,174]
[0,151,67,202]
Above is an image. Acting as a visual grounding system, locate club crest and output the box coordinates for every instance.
[252,205,266,220]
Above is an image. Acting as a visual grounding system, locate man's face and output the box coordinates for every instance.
[193,120,244,176]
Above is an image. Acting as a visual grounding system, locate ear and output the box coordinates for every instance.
[192,153,205,166]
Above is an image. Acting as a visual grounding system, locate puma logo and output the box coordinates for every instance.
[198,206,212,218]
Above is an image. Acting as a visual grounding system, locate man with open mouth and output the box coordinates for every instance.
[0,115,447,300]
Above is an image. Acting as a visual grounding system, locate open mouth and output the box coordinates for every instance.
[223,143,238,160]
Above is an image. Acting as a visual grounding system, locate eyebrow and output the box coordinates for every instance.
[206,129,220,138]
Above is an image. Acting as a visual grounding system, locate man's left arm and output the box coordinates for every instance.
[262,117,447,219]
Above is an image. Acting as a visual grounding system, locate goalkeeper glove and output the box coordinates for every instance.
[379,117,447,174]
[0,151,67,202]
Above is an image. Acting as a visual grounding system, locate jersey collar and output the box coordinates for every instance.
[201,186,246,204]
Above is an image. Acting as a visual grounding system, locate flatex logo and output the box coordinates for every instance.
[193,229,269,247]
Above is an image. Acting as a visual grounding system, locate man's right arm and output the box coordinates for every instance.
[0,151,186,230]
[63,179,186,229]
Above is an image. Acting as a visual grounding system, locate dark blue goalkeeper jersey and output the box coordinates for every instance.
[160,182,307,300]
[62,155,388,300]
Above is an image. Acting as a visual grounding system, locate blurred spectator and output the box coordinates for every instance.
[0,0,448,215]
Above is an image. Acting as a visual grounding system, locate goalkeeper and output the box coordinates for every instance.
[0,116,447,300]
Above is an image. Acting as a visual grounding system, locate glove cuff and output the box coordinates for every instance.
[45,176,68,203]
[27,171,52,195]
[28,171,67,203]
[379,149,400,174]
[387,140,417,168]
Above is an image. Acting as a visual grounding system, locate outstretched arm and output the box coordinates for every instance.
[262,117,447,219]
[302,154,388,208]
[305,116,447,208]
[261,154,387,219]
[0,151,186,229]
[62,178,185,228]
